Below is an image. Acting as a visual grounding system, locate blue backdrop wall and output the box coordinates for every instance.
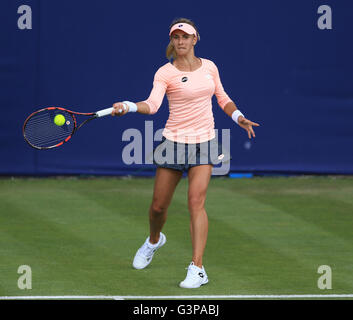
[1,0,352,175]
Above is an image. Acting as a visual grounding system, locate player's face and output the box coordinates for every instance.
[170,30,196,56]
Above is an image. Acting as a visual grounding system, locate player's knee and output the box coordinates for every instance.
[150,201,168,216]
[188,193,205,212]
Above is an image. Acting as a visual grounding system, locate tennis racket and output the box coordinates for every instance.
[23,106,114,150]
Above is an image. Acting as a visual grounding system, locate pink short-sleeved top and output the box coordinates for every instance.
[143,58,232,143]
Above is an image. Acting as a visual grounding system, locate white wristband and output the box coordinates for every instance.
[231,110,244,124]
[123,101,138,112]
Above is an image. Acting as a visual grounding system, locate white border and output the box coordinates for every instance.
[0,294,353,300]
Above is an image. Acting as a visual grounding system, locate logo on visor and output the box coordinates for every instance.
[181,76,188,82]
[178,24,183,27]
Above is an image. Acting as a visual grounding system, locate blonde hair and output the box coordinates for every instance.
[166,18,200,61]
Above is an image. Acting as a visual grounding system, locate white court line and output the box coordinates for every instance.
[0,294,353,300]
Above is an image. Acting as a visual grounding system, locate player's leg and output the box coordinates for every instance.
[133,167,182,269]
[179,164,212,288]
[187,164,212,267]
[149,167,183,243]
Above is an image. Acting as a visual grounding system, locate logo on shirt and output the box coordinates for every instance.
[205,74,213,80]
[181,76,188,83]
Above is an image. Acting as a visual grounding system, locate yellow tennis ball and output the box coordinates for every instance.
[54,114,66,126]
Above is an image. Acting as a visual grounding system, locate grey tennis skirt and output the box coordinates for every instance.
[152,136,231,172]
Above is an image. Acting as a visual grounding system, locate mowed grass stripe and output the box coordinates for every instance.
[0,177,352,296]
[0,179,192,295]
[206,178,353,292]
[0,196,137,294]
[207,195,352,293]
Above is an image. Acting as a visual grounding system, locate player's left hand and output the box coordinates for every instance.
[238,116,260,139]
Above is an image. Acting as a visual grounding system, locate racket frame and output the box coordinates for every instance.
[23,107,99,150]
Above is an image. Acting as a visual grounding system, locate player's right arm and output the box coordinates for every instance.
[112,67,167,117]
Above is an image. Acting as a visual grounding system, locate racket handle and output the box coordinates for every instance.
[96,107,114,117]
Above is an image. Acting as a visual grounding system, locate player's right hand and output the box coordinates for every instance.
[112,102,129,116]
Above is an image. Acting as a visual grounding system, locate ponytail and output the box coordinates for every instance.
[166,41,176,61]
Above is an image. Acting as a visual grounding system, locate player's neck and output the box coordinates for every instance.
[173,54,201,72]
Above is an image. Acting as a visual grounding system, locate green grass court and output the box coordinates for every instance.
[0,176,352,299]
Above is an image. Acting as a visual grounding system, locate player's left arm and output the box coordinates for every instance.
[212,61,260,139]
[223,101,260,139]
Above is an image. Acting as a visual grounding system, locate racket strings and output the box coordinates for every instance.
[24,109,76,148]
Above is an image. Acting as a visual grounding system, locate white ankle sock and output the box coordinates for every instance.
[147,235,160,248]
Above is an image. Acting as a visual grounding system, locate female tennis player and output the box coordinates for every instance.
[111,18,259,288]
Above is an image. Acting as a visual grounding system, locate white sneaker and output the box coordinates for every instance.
[132,232,166,269]
[179,262,209,288]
